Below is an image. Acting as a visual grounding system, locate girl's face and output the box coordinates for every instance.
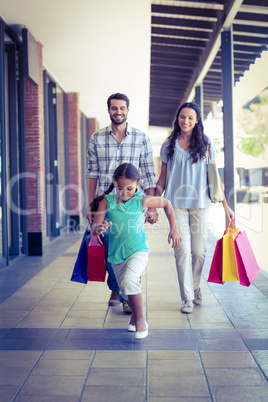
[178,107,198,134]
[114,177,140,203]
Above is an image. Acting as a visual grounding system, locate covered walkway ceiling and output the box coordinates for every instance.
[149,0,268,127]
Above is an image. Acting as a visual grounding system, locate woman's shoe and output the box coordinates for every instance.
[181,301,194,314]
[193,288,202,305]
[135,321,148,339]
[128,322,136,332]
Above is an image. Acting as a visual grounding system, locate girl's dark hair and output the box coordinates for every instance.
[90,163,140,217]
[167,102,210,163]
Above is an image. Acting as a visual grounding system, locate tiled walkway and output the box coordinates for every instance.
[0,211,268,401]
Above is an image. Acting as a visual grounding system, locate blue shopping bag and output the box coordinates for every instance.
[70,228,91,284]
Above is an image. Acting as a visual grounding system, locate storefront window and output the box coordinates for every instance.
[56,86,68,229]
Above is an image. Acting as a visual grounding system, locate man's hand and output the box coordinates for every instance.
[145,207,159,224]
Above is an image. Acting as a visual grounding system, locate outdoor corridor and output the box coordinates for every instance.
[0,211,268,401]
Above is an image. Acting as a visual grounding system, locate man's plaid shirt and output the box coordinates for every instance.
[87,123,156,195]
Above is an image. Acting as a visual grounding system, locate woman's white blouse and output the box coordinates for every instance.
[160,136,217,209]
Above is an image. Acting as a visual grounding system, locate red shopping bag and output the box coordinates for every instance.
[87,235,106,282]
[207,237,225,284]
[234,230,260,287]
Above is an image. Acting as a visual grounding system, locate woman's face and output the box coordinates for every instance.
[178,107,198,134]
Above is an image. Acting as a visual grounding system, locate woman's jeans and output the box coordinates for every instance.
[174,208,208,302]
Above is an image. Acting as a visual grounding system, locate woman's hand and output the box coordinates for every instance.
[223,203,234,221]
[91,220,112,236]
[168,229,182,249]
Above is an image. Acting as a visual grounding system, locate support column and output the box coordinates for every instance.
[88,118,97,138]
[221,29,236,218]
[24,43,46,255]
[67,93,82,230]
[195,85,204,117]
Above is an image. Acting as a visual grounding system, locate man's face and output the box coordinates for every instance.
[108,99,129,125]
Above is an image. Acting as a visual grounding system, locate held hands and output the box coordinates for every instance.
[168,229,182,249]
[145,207,159,224]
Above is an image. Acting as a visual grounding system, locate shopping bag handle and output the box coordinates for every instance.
[226,218,236,230]
[88,235,103,247]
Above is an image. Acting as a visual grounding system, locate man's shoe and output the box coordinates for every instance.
[108,290,120,306]
[193,288,202,305]
[123,300,132,314]
[181,301,194,314]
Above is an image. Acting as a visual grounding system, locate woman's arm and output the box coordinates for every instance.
[91,198,112,236]
[155,162,167,197]
[210,161,234,220]
[142,196,182,249]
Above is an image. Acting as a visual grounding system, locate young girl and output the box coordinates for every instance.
[156,102,233,314]
[91,163,181,339]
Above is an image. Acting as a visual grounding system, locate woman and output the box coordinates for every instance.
[156,102,233,313]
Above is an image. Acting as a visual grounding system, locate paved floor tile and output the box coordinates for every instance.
[82,385,145,402]
[205,367,267,387]
[148,358,203,376]
[200,351,258,368]
[60,317,105,329]
[19,375,85,397]
[243,338,268,350]
[86,368,146,386]
[148,375,209,398]
[148,318,190,329]
[29,305,71,315]
[148,350,199,360]
[0,350,42,367]
[17,314,65,328]
[32,358,91,376]
[65,309,107,319]
[0,385,20,402]
[16,396,79,402]
[42,350,94,360]
[0,366,34,386]
[92,350,146,368]
[147,398,211,402]
[210,385,268,402]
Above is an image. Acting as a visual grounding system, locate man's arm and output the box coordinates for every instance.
[144,187,158,224]
[139,135,157,191]
[139,135,158,224]
[86,133,99,222]
[86,178,98,223]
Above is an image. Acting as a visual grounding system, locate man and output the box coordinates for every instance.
[86,93,157,313]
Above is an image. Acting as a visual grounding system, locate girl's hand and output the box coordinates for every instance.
[168,229,182,249]
[92,220,112,236]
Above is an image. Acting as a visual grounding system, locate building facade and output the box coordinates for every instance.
[0,19,96,267]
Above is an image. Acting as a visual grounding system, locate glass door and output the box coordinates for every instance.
[44,71,60,238]
[0,21,27,266]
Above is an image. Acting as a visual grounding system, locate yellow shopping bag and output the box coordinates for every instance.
[222,219,240,281]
